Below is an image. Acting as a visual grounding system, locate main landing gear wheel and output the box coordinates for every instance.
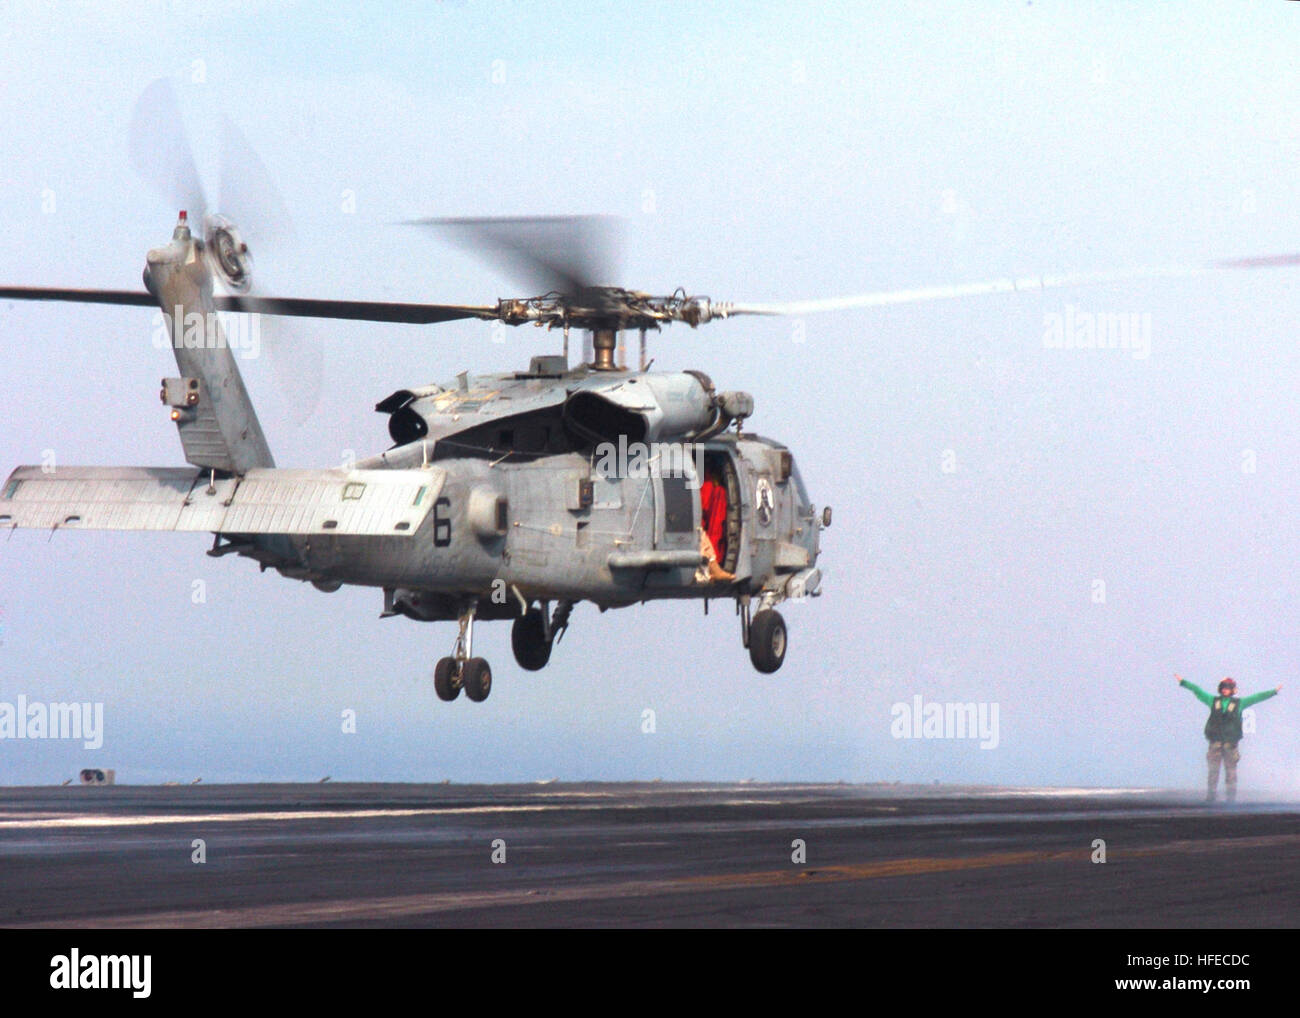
[511,609,553,671]
[434,605,491,703]
[434,657,461,701]
[462,657,492,702]
[748,608,787,674]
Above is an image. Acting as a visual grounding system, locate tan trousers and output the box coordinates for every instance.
[695,528,732,583]
[1206,741,1240,802]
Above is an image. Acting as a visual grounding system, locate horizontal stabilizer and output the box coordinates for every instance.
[0,466,444,537]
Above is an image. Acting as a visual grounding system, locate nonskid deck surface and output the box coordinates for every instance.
[1,782,1296,927]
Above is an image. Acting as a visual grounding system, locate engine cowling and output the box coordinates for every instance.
[563,372,716,445]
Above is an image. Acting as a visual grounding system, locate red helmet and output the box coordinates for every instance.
[1218,677,1237,694]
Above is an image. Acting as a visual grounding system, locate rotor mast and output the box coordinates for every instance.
[592,327,619,371]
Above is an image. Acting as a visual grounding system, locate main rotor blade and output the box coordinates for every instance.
[0,287,496,325]
[217,296,497,324]
[1215,253,1300,270]
[408,215,621,302]
[726,254,1300,317]
[0,287,156,309]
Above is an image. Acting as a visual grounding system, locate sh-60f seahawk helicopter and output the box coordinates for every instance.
[0,197,842,702]
[6,221,1296,706]
[6,83,1296,703]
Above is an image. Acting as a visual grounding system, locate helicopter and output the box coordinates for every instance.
[0,199,835,704]
[4,83,1295,704]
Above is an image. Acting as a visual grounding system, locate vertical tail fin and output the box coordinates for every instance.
[146,214,274,475]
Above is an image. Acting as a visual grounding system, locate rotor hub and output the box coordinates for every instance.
[492,287,727,334]
[204,216,253,293]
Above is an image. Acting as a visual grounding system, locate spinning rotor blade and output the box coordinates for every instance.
[725,254,1300,318]
[218,116,296,250]
[129,79,293,244]
[1215,253,1300,270]
[130,77,320,421]
[216,295,496,324]
[408,215,621,303]
[214,109,312,419]
[129,78,207,224]
[0,286,495,325]
[0,287,156,309]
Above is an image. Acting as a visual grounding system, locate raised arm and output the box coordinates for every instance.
[1241,687,1281,709]
[1176,674,1215,706]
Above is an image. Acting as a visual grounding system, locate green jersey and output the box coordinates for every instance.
[1179,680,1277,743]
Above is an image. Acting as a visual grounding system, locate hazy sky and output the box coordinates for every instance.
[1,1,1298,789]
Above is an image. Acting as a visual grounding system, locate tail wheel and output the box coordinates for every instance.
[434,657,461,701]
[462,657,493,702]
[511,609,553,671]
[748,609,787,673]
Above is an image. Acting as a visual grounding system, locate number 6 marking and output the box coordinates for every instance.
[434,496,452,547]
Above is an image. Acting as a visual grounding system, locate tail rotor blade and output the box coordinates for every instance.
[129,77,206,222]
[217,115,296,251]
[214,114,312,415]
[261,315,324,427]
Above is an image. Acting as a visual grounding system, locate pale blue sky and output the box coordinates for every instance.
[1,1,1298,788]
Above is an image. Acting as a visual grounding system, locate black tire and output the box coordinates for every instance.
[462,657,493,702]
[434,657,461,701]
[748,609,787,673]
[511,609,553,671]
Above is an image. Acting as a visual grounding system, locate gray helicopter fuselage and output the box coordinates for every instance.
[255,364,823,620]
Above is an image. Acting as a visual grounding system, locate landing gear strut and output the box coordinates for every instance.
[434,604,492,703]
